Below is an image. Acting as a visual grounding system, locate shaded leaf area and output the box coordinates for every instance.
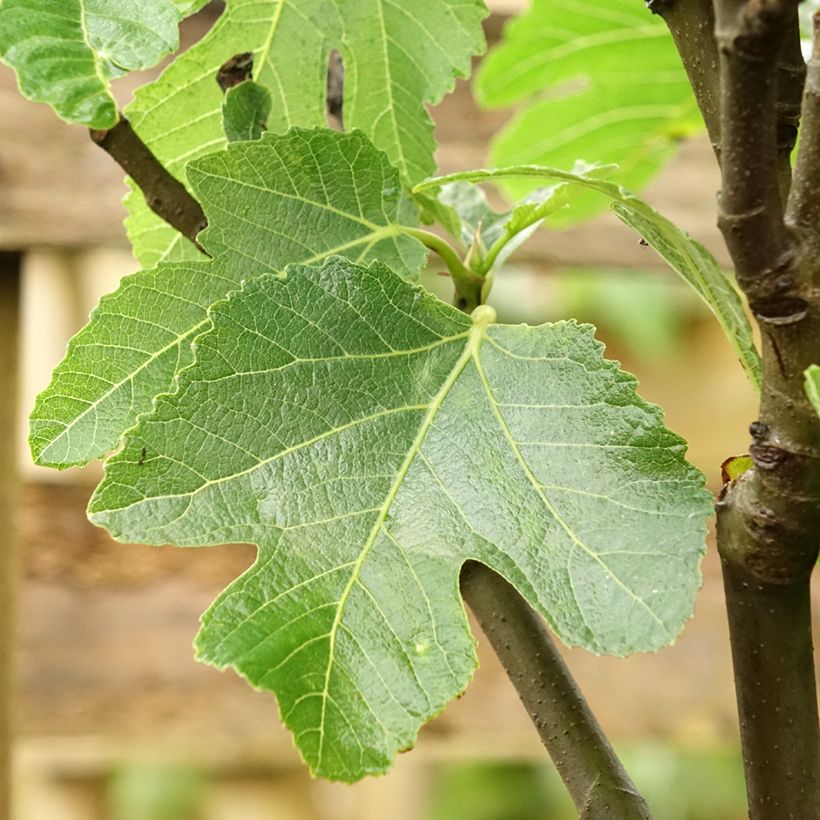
[0,0,179,128]
[123,0,488,266]
[222,81,271,142]
[416,166,761,390]
[30,129,426,468]
[807,365,820,417]
[474,0,701,223]
[89,257,710,782]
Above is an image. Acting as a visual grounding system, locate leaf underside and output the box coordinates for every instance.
[89,256,711,782]
[474,0,701,223]
[0,0,179,128]
[29,129,426,468]
[123,0,488,267]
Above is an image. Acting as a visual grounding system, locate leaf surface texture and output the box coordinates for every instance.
[89,256,711,781]
[30,129,425,467]
[123,0,487,266]
[0,0,179,128]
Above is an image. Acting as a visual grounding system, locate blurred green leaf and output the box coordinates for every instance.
[427,762,572,820]
[555,269,689,362]
[806,365,820,417]
[0,0,179,128]
[108,763,202,820]
[474,0,702,223]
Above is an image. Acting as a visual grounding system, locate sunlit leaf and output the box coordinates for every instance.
[474,0,701,223]
[124,0,488,266]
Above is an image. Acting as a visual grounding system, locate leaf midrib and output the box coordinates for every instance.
[314,317,487,767]
[470,343,671,638]
[89,329,473,521]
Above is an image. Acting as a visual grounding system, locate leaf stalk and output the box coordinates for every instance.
[402,226,486,311]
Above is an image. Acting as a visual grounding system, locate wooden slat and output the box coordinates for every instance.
[0,252,21,820]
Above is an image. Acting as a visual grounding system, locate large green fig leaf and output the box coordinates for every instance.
[417,166,762,391]
[89,256,711,782]
[474,0,701,223]
[124,0,488,266]
[30,129,426,468]
[0,0,180,129]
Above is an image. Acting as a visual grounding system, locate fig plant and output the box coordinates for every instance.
[1,0,818,817]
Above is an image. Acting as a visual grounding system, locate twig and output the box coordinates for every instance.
[716,535,820,819]
[787,11,820,231]
[90,117,208,253]
[460,563,653,820]
[714,0,794,294]
[648,0,722,159]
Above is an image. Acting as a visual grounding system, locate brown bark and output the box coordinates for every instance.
[688,2,819,816]
[460,563,653,820]
[90,118,208,253]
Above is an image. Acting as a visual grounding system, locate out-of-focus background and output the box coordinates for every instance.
[2,3,818,819]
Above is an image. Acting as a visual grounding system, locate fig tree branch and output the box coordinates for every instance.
[774,4,805,196]
[787,11,820,231]
[90,117,208,253]
[701,2,820,816]
[648,0,722,158]
[460,562,653,820]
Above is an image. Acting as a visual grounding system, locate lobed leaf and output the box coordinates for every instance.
[474,0,702,223]
[123,0,488,267]
[89,256,711,782]
[416,167,762,390]
[0,0,179,128]
[30,128,426,468]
